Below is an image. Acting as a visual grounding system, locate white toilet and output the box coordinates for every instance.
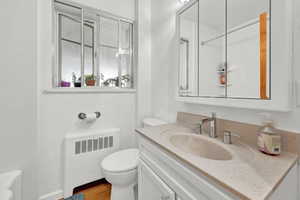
[101,118,167,200]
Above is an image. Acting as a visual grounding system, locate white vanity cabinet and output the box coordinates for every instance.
[138,135,298,200]
[138,160,176,200]
[138,135,238,200]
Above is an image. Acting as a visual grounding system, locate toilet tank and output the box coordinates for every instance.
[143,118,167,128]
[0,170,22,200]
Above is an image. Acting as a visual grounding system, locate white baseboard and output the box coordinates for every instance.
[39,190,63,200]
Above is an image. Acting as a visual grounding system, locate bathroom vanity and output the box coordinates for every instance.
[136,123,298,200]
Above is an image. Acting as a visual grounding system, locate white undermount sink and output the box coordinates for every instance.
[169,135,233,161]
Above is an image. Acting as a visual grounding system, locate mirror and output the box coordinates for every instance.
[55,1,83,88]
[227,0,270,99]
[83,9,98,87]
[177,0,271,99]
[198,0,226,97]
[54,1,134,89]
[178,1,199,97]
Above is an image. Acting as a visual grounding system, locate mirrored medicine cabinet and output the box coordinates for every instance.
[177,0,271,100]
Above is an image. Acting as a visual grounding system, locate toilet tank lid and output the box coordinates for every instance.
[0,170,22,189]
[0,190,13,200]
[143,118,167,126]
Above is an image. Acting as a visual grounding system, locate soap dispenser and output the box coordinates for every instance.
[257,113,281,155]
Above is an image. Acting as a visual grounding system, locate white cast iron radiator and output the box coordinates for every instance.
[64,128,120,198]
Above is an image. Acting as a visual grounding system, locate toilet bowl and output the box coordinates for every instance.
[101,118,167,200]
[101,149,139,200]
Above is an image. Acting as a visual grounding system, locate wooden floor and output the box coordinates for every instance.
[75,183,111,200]
[60,182,111,200]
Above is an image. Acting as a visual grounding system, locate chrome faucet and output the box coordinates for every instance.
[199,112,217,138]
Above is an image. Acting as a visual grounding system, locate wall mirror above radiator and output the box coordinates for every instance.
[176,0,293,111]
[53,0,134,90]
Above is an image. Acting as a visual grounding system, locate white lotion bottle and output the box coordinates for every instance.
[257,113,281,155]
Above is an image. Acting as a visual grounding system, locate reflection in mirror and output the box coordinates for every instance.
[198,0,226,97]
[99,18,133,88]
[83,10,97,87]
[54,1,134,89]
[99,47,119,87]
[60,15,96,87]
[227,0,270,99]
[119,21,133,88]
[99,17,119,48]
[178,1,199,97]
[178,0,271,99]
[56,4,98,88]
[99,17,120,88]
[179,38,189,92]
[55,1,82,88]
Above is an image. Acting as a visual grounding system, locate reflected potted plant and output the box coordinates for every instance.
[73,73,81,87]
[103,77,118,87]
[60,80,71,87]
[74,81,81,88]
[121,74,131,87]
[85,74,96,86]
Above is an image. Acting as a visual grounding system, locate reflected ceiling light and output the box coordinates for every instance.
[179,0,190,4]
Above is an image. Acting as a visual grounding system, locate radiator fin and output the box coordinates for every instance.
[74,136,114,155]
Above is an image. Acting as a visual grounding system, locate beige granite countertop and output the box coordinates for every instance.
[136,124,299,200]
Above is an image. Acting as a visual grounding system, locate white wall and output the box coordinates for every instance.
[37,0,137,198]
[151,0,182,120]
[0,0,38,200]
[295,0,300,92]
[151,0,300,133]
[136,0,153,126]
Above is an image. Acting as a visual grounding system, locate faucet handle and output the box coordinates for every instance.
[195,122,204,134]
[211,112,216,118]
[223,131,240,144]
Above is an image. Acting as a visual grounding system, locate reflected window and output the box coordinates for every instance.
[54,1,134,89]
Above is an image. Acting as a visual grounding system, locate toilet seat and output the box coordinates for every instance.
[101,149,139,173]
